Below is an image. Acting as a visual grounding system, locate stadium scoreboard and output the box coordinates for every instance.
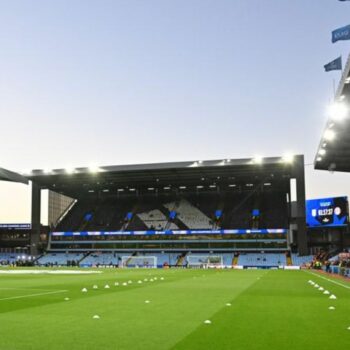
[306,196,348,228]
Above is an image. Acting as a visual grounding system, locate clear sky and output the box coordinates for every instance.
[1,0,350,223]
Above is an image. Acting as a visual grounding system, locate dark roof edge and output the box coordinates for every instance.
[0,167,29,185]
[29,155,304,178]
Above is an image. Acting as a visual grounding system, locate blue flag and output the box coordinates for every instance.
[332,24,350,43]
[324,56,342,72]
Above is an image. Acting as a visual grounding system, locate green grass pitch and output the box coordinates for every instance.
[0,268,349,350]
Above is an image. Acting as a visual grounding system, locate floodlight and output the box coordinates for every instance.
[282,153,294,163]
[318,149,326,156]
[324,129,335,141]
[316,157,322,162]
[327,102,348,121]
[43,168,52,174]
[252,156,263,164]
[65,166,75,174]
[88,163,100,173]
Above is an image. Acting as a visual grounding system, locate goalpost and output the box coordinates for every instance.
[186,255,223,269]
[121,256,157,268]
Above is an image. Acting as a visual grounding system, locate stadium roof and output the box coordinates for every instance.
[0,167,28,185]
[314,54,350,173]
[27,155,302,199]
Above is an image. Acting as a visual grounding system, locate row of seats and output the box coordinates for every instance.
[238,253,286,266]
[37,253,84,265]
[0,253,29,263]
[33,252,315,267]
[291,254,313,265]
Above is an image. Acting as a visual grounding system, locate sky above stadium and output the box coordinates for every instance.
[1,0,350,223]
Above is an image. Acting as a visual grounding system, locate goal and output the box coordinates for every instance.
[186,255,223,269]
[121,256,157,268]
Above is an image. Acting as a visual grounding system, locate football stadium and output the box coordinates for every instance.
[1,2,350,350]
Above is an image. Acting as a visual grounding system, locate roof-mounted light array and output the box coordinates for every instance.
[316,101,349,163]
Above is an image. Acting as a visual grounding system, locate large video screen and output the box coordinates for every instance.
[306,196,348,228]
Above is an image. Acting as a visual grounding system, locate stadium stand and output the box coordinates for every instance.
[238,253,286,267]
[291,254,314,266]
[37,253,85,266]
[0,253,28,265]
[80,253,121,267]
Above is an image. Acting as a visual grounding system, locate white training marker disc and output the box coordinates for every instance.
[329,295,337,299]
[93,315,100,319]
[128,280,132,284]
[104,285,110,289]
[82,288,88,292]
[138,280,142,284]
[93,285,98,289]
[329,306,335,310]
[160,277,164,280]
[226,303,231,306]
[122,282,127,286]
[64,297,70,301]
[145,300,150,304]
[114,282,119,286]
[324,290,330,295]
[204,320,212,324]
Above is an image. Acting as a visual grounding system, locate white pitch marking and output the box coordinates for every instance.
[0,289,68,301]
[306,271,350,290]
[0,287,56,291]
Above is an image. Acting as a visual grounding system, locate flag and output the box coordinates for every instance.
[324,56,342,72]
[332,24,350,43]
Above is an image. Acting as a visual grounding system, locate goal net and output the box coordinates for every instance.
[121,256,157,268]
[186,255,223,269]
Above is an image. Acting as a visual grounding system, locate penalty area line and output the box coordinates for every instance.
[0,289,68,301]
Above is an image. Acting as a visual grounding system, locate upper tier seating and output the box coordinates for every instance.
[164,199,213,229]
[137,209,178,230]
